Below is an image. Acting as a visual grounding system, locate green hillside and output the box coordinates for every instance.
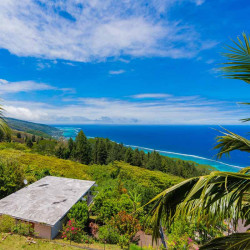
[0,146,183,192]
[5,117,63,138]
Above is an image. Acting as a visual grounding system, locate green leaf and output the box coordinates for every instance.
[200,233,250,250]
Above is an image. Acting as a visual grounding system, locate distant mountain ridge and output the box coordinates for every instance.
[5,117,63,138]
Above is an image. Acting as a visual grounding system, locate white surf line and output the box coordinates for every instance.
[58,127,243,170]
[125,144,242,170]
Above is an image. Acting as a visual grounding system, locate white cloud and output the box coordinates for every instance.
[3,94,248,125]
[131,93,171,99]
[0,79,55,94]
[0,79,74,94]
[0,0,212,62]
[109,70,126,75]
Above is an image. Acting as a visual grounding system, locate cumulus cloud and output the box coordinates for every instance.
[3,94,247,125]
[0,0,212,62]
[0,79,74,94]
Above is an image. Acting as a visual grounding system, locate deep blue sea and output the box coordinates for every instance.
[54,125,249,172]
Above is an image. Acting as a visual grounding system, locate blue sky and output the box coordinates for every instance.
[0,0,249,124]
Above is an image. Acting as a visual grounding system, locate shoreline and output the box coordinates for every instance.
[126,144,242,172]
[57,126,242,173]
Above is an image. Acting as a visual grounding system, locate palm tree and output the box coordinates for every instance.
[147,33,250,249]
[214,32,250,153]
[148,167,250,249]
[0,103,9,135]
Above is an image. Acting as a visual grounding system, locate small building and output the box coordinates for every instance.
[0,176,95,239]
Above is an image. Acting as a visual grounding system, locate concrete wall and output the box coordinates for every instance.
[51,215,67,239]
[34,223,51,239]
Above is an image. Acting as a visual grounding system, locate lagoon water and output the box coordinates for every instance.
[55,125,249,172]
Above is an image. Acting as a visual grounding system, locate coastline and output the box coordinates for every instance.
[127,145,241,172]
[56,126,244,173]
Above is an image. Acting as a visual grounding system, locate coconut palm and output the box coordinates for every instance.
[147,33,250,249]
[0,103,9,135]
[220,32,250,84]
[148,167,250,249]
[214,33,250,154]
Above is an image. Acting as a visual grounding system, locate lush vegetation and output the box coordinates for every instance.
[67,202,89,230]
[5,117,63,138]
[0,113,214,248]
[0,215,34,236]
[0,124,213,181]
[0,145,182,248]
[46,130,212,179]
[148,33,250,250]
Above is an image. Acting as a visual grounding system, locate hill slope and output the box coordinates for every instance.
[0,146,183,197]
[5,118,63,138]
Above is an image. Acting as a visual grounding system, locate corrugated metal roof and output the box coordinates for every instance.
[0,176,95,226]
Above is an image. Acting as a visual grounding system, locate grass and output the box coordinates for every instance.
[0,233,72,249]
[0,233,121,249]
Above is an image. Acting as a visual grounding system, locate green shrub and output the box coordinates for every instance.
[0,215,15,233]
[110,211,141,241]
[13,221,34,236]
[0,215,34,236]
[62,219,82,243]
[118,234,130,249]
[98,225,120,244]
[0,160,25,199]
[67,201,89,230]
[81,234,95,244]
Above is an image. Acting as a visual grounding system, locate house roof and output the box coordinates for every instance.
[0,176,95,226]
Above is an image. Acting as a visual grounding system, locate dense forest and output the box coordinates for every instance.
[1,128,212,179]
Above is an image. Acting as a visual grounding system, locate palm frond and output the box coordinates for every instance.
[179,171,250,229]
[146,177,199,239]
[200,233,250,250]
[239,103,250,122]
[220,33,250,84]
[147,167,250,241]
[214,127,250,158]
[0,104,9,134]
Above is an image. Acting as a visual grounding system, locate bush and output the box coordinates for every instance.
[13,221,34,236]
[0,215,15,233]
[62,219,82,243]
[26,139,33,148]
[81,234,95,244]
[0,161,25,199]
[98,225,120,244]
[0,215,34,236]
[89,222,99,237]
[118,234,130,249]
[67,201,89,229]
[110,211,141,241]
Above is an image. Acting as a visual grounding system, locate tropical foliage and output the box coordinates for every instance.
[148,168,249,240]
[148,32,250,249]
[215,33,250,155]
[220,32,250,84]
[67,201,89,230]
[0,160,25,199]
[0,104,9,139]
[61,219,82,242]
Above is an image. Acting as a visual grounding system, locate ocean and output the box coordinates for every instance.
[55,125,249,172]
